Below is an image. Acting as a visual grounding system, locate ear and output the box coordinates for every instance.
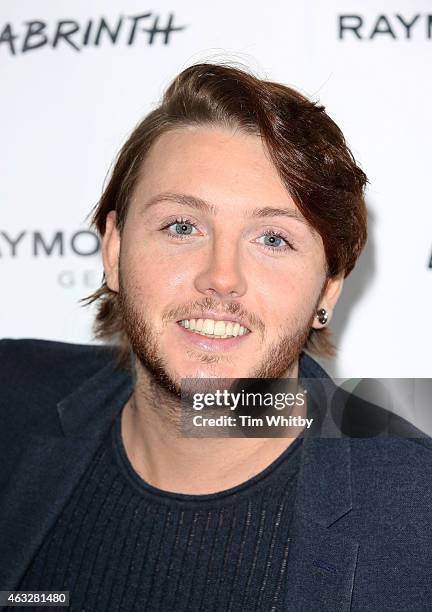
[101,210,120,293]
[312,274,344,329]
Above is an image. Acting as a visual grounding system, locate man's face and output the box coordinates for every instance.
[103,125,339,395]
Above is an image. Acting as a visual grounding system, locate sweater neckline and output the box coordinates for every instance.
[111,410,303,509]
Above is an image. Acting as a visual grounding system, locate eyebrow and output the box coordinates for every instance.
[142,192,307,223]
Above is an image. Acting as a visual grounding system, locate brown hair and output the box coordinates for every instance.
[84,61,368,366]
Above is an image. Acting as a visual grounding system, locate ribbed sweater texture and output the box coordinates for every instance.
[17,412,303,612]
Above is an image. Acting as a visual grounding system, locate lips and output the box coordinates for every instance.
[175,319,251,351]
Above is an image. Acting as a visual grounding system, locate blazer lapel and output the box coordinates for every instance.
[283,433,358,611]
[0,361,133,593]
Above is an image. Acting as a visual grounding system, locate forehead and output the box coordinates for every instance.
[130,125,302,217]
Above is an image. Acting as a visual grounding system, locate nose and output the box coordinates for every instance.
[194,235,247,300]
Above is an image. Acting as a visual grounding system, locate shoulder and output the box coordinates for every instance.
[332,382,432,448]
[349,433,432,478]
[348,434,432,529]
[335,381,432,489]
[0,338,116,389]
[302,359,432,509]
[301,352,432,447]
[0,338,119,431]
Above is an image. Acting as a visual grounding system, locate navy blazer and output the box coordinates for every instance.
[1,338,432,611]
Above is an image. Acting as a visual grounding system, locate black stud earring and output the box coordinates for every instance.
[317,308,328,325]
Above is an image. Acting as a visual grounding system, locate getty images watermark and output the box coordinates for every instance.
[179,378,314,438]
[192,388,312,428]
[179,377,432,439]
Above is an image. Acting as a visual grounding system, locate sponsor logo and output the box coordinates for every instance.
[0,11,186,55]
[338,14,432,40]
[57,269,101,289]
[1,229,101,288]
[0,230,100,257]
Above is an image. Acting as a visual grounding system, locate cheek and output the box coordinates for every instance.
[254,258,325,324]
[120,242,191,304]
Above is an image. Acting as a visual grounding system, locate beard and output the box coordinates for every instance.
[117,273,318,401]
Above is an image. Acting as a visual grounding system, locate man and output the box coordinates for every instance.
[1,63,431,611]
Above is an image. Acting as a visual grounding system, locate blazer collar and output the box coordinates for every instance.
[297,353,353,527]
[56,359,133,438]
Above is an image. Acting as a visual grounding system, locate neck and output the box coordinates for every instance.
[120,359,305,495]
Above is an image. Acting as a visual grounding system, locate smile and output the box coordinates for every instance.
[178,318,251,339]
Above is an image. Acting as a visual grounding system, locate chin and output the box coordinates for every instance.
[172,359,245,382]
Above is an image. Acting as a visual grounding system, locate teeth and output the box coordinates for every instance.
[214,321,225,336]
[202,319,215,334]
[178,318,250,338]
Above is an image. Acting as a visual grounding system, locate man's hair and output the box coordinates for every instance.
[84,62,368,366]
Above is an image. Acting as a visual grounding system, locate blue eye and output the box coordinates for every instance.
[172,221,194,235]
[260,235,285,248]
[257,231,293,252]
[162,217,199,239]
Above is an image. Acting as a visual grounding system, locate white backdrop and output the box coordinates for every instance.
[1,0,431,378]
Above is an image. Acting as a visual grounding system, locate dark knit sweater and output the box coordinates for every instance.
[16,411,303,612]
